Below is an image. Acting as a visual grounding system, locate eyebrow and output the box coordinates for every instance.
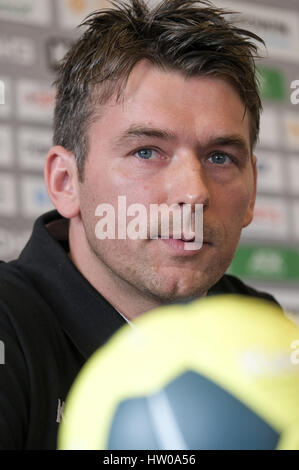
[114,125,250,155]
[113,125,177,148]
[205,135,250,156]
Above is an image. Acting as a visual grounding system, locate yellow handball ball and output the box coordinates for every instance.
[58,295,299,450]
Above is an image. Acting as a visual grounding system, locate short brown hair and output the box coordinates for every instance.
[53,0,264,181]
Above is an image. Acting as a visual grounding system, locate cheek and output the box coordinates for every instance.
[83,165,119,207]
[213,181,253,221]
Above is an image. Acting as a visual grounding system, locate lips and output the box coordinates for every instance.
[159,234,195,242]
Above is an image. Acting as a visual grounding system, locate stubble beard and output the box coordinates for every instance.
[86,235,233,304]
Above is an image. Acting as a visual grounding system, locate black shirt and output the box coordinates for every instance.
[0,210,280,449]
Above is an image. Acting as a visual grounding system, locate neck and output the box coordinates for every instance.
[68,217,162,321]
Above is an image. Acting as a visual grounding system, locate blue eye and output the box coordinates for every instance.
[133,148,165,163]
[209,152,231,165]
[136,149,154,160]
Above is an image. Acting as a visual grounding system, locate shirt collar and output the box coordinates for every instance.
[17,210,127,359]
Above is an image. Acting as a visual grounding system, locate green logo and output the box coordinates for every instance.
[229,245,299,281]
[257,66,286,101]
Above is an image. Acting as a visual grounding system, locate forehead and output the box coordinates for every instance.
[91,60,251,145]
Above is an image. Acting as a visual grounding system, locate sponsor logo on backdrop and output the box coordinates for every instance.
[284,111,299,150]
[288,156,299,196]
[0,125,13,167]
[57,0,110,29]
[17,79,55,122]
[0,76,11,117]
[45,37,73,71]
[0,34,35,66]
[0,0,51,26]
[18,126,52,170]
[229,245,299,282]
[256,151,284,194]
[242,196,289,240]
[292,202,299,241]
[290,80,299,105]
[21,176,53,217]
[221,0,299,62]
[247,250,286,277]
[258,66,286,102]
[0,228,30,260]
[0,174,17,216]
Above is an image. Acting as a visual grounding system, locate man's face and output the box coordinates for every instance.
[77,60,257,302]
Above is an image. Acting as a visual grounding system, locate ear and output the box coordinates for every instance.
[44,146,80,219]
[242,154,257,228]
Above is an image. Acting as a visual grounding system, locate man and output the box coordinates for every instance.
[0,0,280,449]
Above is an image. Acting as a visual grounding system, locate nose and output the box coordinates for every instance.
[166,152,210,210]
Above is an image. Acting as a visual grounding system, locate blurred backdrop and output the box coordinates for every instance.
[0,0,298,314]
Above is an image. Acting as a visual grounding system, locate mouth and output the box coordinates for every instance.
[159,234,195,241]
[158,235,210,244]
[157,235,210,255]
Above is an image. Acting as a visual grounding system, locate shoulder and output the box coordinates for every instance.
[0,259,43,318]
[208,273,282,308]
[0,262,33,448]
[0,259,76,449]
[0,259,65,368]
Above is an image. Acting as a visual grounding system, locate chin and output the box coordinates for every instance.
[146,276,209,304]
